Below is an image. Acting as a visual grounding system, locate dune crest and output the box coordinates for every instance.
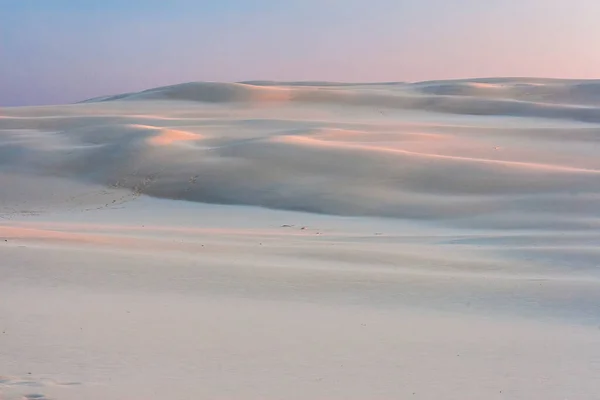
[81,79,600,122]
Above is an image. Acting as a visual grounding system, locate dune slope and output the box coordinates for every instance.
[3,79,600,223]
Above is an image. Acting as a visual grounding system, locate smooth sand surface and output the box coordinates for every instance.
[1,79,600,399]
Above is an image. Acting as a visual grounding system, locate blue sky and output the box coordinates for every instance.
[1,0,598,106]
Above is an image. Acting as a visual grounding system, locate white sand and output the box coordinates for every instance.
[1,79,600,399]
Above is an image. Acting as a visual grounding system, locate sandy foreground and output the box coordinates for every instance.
[1,79,600,399]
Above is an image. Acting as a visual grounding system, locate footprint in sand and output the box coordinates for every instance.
[0,375,81,400]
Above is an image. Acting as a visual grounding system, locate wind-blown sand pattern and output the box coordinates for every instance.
[1,79,600,399]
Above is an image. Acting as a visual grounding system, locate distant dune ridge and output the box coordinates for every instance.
[2,78,600,227]
[83,78,600,120]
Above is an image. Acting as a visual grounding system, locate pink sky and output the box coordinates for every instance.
[2,0,599,106]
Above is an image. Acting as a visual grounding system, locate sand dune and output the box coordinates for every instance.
[80,79,600,122]
[2,79,600,400]
[2,79,600,224]
[413,80,600,106]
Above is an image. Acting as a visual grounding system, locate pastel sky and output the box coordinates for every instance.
[2,0,599,106]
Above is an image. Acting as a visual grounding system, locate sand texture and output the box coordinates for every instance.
[1,79,600,399]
